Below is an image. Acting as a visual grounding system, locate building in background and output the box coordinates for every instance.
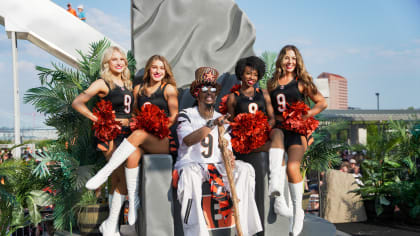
[316,72,348,110]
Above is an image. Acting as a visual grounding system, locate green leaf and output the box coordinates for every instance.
[11,204,25,226]
[410,205,420,218]
[30,190,52,206]
[26,196,42,225]
[384,159,400,168]
[375,198,384,216]
[379,194,391,206]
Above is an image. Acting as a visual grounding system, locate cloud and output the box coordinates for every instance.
[412,38,420,44]
[0,62,4,72]
[87,8,131,49]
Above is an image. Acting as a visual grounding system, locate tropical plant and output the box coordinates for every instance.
[259,51,277,89]
[32,147,94,232]
[303,132,344,177]
[387,120,420,219]
[391,180,420,219]
[302,121,347,191]
[0,159,52,236]
[354,120,420,216]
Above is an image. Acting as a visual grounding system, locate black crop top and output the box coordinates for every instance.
[137,83,170,116]
[270,79,304,115]
[233,88,267,115]
[102,79,133,119]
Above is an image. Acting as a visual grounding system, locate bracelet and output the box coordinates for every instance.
[205,119,216,129]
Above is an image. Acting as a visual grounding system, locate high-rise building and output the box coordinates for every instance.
[316,72,348,110]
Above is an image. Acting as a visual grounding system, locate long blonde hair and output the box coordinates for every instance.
[140,55,177,94]
[100,46,132,91]
[267,45,317,97]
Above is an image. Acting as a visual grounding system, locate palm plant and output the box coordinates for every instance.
[354,120,420,216]
[259,51,277,89]
[303,132,344,177]
[0,159,52,236]
[385,120,420,219]
[32,147,94,231]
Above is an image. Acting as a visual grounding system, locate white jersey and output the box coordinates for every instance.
[175,107,231,169]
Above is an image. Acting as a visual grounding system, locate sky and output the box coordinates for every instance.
[0,0,419,128]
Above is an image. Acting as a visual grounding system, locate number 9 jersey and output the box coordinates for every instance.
[102,79,133,119]
[269,79,304,115]
[175,107,232,169]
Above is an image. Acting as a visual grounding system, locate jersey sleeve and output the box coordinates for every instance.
[176,110,193,145]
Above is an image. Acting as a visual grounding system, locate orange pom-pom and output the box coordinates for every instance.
[92,100,122,142]
[131,104,170,139]
[230,111,271,154]
[218,84,241,115]
[281,101,319,135]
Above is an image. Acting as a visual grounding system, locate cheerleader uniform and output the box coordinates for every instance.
[136,82,178,156]
[231,87,268,231]
[233,87,267,115]
[269,79,307,150]
[97,79,133,151]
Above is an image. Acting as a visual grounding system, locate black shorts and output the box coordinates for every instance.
[96,126,132,152]
[274,120,308,150]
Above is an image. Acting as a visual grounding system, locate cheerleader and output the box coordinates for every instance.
[226,56,275,126]
[85,55,178,226]
[225,56,276,231]
[267,45,327,235]
[72,46,134,235]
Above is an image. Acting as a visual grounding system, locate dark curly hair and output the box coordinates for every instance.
[235,56,266,81]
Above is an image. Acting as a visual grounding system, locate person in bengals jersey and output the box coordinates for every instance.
[174,67,262,236]
[267,45,327,236]
[225,56,276,229]
[72,46,134,235]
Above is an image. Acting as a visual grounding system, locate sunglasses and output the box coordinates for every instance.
[200,86,217,93]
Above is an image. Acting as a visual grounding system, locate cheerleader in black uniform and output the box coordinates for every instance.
[267,45,327,236]
[72,46,134,235]
[85,55,178,226]
[226,56,276,230]
[226,56,275,126]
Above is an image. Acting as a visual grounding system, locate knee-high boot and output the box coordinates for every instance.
[125,167,140,225]
[99,191,125,236]
[86,139,136,190]
[269,148,292,217]
[289,181,305,236]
